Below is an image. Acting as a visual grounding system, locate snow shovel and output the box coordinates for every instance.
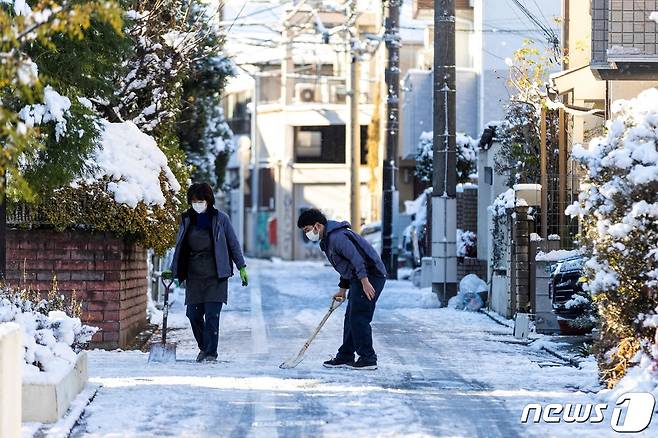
[148,271,177,363]
[279,297,344,369]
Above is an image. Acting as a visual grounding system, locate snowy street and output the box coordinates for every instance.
[62,258,639,438]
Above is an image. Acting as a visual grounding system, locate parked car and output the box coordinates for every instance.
[549,255,586,316]
[548,255,595,335]
[399,191,430,269]
[360,221,382,255]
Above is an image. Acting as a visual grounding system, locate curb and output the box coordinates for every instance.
[481,309,582,367]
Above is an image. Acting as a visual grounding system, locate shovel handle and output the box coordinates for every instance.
[161,272,175,292]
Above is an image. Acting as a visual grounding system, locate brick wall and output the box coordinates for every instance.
[456,187,478,234]
[5,229,147,349]
[457,257,487,283]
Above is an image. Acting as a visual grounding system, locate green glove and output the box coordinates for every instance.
[239,267,248,286]
[162,269,179,287]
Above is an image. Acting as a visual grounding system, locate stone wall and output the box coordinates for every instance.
[5,229,147,349]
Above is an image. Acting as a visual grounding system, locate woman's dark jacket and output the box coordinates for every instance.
[171,207,246,281]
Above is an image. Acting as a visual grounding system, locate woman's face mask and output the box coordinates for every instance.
[305,224,321,242]
[192,201,207,214]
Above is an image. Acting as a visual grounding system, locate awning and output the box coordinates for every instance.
[549,65,606,102]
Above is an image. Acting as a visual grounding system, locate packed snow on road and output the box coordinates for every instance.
[22,258,645,437]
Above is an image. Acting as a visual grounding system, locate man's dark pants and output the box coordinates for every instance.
[336,275,386,363]
[186,302,223,356]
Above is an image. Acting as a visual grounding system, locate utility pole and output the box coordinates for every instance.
[348,0,361,232]
[432,0,457,305]
[382,0,400,279]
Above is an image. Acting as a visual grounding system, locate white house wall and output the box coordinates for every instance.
[400,68,480,160]
[474,0,562,130]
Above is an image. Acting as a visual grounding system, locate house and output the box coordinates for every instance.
[222,2,382,260]
[549,0,658,241]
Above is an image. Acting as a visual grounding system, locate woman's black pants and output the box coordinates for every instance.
[186,302,223,356]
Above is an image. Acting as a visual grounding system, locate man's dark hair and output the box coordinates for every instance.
[187,182,215,207]
[297,208,327,228]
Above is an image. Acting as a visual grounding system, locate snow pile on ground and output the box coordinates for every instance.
[82,120,181,207]
[448,274,487,311]
[18,86,71,141]
[0,292,97,384]
[376,281,440,309]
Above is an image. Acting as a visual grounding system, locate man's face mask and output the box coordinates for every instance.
[305,224,320,242]
[192,201,207,214]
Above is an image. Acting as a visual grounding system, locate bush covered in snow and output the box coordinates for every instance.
[457,229,477,258]
[0,287,97,383]
[3,1,236,254]
[415,131,478,184]
[39,121,182,254]
[567,88,658,388]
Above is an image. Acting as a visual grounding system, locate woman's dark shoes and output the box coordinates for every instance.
[203,354,218,362]
[195,351,206,363]
[322,357,354,368]
[350,358,378,370]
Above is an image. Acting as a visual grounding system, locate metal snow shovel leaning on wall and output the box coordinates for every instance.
[279,297,344,369]
[148,271,177,363]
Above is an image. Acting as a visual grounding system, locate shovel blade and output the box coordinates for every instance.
[148,342,177,363]
[279,355,303,369]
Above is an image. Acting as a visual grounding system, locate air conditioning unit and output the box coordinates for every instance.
[295,83,317,103]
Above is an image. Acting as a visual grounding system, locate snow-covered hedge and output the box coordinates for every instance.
[415,131,478,184]
[0,290,97,384]
[567,88,658,389]
[40,121,182,254]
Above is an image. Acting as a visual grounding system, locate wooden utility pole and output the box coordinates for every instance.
[540,106,548,238]
[382,0,400,279]
[432,0,457,304]
[558,107,567,240]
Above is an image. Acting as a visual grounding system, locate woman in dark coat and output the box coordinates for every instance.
[170,182,248,362]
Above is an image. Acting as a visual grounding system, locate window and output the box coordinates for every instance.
[484,167,493,185]
[294,126,346,163]
[294,125,370,164]
[360,125,369,165]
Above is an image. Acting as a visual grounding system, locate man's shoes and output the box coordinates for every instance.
[195,351,206,363]
[350,358,378,370]
[203,354,218,362]
[323,357,354,368]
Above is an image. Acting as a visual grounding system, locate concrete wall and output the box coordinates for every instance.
[0,323,21,438]
[477,141,509,268]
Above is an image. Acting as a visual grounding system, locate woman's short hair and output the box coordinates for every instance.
[297,208,327,228]
[187,182,215,206]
